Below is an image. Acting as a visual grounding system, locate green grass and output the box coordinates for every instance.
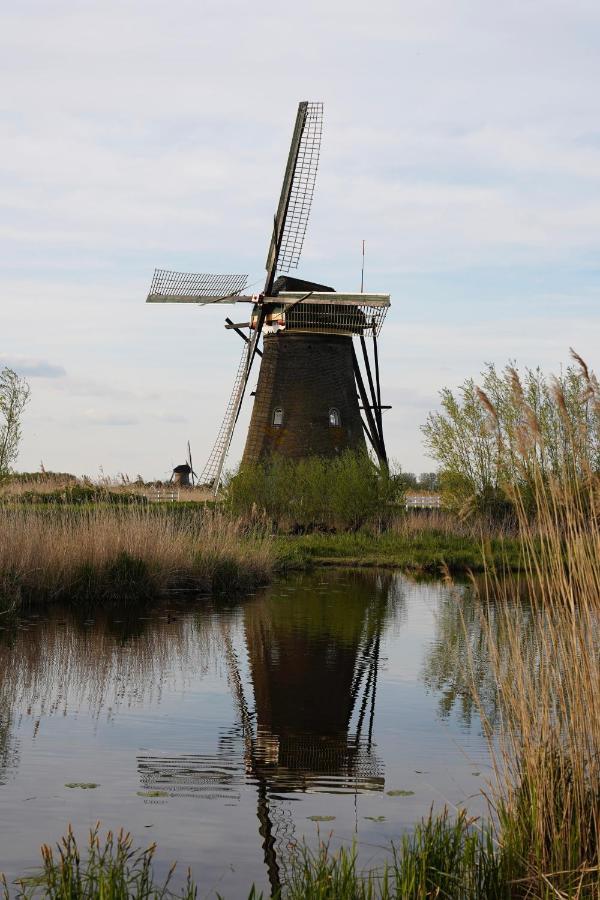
[274,530,522,575]
[2,812,509,900]
[2,825,197,900]
[286,809,507,899]
[7,805,599,898]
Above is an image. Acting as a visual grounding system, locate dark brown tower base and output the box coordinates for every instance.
[242,333,365,464]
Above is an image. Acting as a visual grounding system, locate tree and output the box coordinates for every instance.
[421,355,600,514]
[0,368,31,478]
[399,471,418,490]
[418,472,439,491]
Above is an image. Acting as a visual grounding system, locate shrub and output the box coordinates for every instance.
[422,352,600,516]
[226,452,403,531]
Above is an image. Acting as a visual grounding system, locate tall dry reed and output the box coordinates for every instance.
[0,506,273,609]
[471,354,600,897]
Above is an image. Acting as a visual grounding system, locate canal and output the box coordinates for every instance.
[0,569,498,895]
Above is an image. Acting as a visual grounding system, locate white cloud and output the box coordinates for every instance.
[2,0,600,476]
[80,409,138,427]
[0,355,66,378]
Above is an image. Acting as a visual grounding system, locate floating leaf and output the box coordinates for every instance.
[307,815,336,822]
[386,789,414,797]
[65,782,99,790]
[137,790,168,798]
[471,772,481,776]
[364,815,386,822]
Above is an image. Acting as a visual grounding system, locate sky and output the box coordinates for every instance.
[2,0,600,479]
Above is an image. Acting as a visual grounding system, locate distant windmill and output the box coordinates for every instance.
[169,442,197,488]
[147,102,391,494]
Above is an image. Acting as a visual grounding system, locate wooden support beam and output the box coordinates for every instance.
[225,318,263,357]
[233,306,266,427]
[360,333,383,447]
[370,327,388,465]
[352,345,384,462]
[360,418,379,455]
[359,405,392,410]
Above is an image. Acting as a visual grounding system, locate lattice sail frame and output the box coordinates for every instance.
[276,102,323,274]
[261,293,390,338]
[148,269,248,301]
[284,302,388,337]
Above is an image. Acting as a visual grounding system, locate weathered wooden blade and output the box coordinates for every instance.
[264,102,323,294]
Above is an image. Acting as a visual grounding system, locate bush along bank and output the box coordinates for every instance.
[225,451,404,532]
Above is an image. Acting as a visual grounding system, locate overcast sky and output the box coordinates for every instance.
[2,0,600,479]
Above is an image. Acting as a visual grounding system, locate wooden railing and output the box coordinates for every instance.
[150,488,180,503]
[405,493,441,510]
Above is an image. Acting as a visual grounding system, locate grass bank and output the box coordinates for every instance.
[0,506,272,612]
[275,512,521,575]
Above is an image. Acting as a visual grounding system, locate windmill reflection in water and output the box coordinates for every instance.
[137,574,397,893]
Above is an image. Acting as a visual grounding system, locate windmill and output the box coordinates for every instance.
[169,442,198,488]
[147,102,391,494]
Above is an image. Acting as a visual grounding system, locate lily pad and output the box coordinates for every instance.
[137,790,169,798]
[386,789,414,797]
[364,815,386,822]
[307,815,336,822]
[65,782,99,790]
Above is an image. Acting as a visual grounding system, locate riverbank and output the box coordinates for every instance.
[0,506,272,611]
[275,528,521,575]
[0,498,523,612]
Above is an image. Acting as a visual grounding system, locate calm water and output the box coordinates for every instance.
[0,570,498,896]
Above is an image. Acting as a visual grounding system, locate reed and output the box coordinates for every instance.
[285,809,505,899]
[3,813,506,900]
[2,825,197,900]
[0,506,272,610]
[469,357,600,897]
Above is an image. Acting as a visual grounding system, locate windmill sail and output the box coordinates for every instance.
[199,340,253,491]
[147,269,250,304]
[264,102,323,294]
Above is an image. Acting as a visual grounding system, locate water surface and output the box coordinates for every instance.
[0,570,496,896]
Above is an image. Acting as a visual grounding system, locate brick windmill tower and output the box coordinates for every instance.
[147,102,391,492]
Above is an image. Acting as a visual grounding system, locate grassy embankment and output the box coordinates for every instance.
[0,505,272,612]
[226,451,522,574]
[274,512,521,575]
[0,468,522,608]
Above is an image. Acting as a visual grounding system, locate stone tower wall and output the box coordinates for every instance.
[242,332,366,464]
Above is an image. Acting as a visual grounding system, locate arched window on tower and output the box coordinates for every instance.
[272,407,283,426]
[329,408,341,427]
